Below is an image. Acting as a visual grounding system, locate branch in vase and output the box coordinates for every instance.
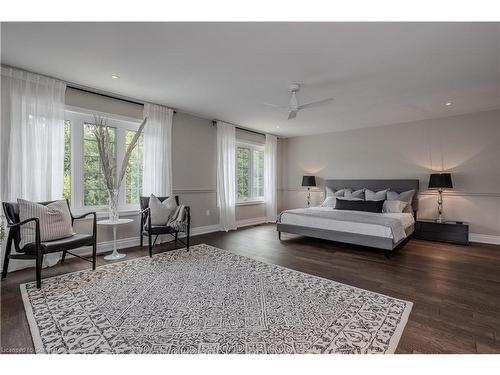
[117,117,148,188]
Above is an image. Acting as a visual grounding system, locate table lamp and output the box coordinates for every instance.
[428,173,453,223]
[302,175,316,207]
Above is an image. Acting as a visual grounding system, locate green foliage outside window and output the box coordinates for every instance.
[253,149,264,198]
[83,124,116,206]
[237,145,264,201]
[125,130,143,205]
[63,121,144,207]
[237,147,250,199]
[63,121,71,200]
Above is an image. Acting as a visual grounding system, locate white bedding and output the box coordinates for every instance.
[279,207,414,240]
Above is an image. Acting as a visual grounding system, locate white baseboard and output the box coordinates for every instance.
[237,217,268,228]
[190,224,221,236]
[469,233,500,245]
[66,223,222,259]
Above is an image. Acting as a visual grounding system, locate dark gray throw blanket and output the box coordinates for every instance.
[278,208,407,243]
[145,205,187,232]
[168,205,187,231]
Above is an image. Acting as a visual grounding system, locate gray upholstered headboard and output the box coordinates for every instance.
[324,179,419,213]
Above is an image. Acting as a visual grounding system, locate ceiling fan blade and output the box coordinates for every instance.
[298,97,333,110]
[264,103,288,110]
[287,110,297,120]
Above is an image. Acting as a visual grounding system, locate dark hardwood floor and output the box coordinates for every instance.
[2,224,500,354]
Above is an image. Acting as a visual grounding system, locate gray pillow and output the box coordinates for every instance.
[343,189,365,200]
[387,189,416,213]
[18,199,74,247]
[321,187,349,207]
[365,188,389,201]
[383,200,408,213]
[149,194,178,225]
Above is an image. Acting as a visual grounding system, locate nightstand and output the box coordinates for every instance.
[414,219,469,245]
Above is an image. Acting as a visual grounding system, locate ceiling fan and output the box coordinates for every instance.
[265,83,333,120]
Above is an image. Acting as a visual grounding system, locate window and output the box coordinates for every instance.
[236,142,264,203]
[63,108,144,211]
[83,123,116,206]
[63,120,71,200]
[125,130,143,205]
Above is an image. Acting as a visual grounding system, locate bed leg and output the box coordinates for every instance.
[384,251,391,259]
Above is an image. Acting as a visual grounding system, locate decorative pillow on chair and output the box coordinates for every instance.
[321,187,350,208]
[18,199,74,247]
[343,189,365,200]
[365,188,389,201]
[149,194,178,225]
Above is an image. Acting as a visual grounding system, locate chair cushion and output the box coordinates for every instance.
[22,233,94,254]
[18,199,73,247]
[143,225,178,235]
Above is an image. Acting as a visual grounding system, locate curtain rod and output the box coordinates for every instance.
[67,85,144,106]
[66,85,177,114]
[212,120,270,137]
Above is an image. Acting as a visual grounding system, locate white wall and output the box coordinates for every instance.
[67,90,272,246]
[280,110,500,242]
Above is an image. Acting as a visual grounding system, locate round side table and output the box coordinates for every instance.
[98,218,134,261]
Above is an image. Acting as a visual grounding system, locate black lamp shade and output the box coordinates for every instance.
[302,175,316,187]
[428,173,453,189]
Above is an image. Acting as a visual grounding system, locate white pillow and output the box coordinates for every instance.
[18,199,74,247]
[343,189,365,200]
[383,200,408,213]
[365,188,389,201]
[321,188,350,207]
[149,194,178,225]
[387,189,416,213]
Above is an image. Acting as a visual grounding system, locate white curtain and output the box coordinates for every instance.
[142,103,173,196]
[216,121,237,231]
[0,66,66,271]
[264,134,278,222]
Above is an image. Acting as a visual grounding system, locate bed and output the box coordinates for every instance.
[277,179,419,253]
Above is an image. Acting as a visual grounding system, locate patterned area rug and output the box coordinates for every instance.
[21,244,412,354]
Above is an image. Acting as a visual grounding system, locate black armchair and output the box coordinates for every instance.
[1,199,97,288]
[139,196,190,257]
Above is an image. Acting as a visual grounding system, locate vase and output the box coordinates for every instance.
[108,189,119,222]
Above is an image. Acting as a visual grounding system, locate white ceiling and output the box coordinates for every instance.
[1,22,499,137]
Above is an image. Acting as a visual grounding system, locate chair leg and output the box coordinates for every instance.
[148,233,153,258]
[2,238,12,279]
[186,232,190,252]
[174,232,178,242]
[92,241,97,270]
[278,231,281,241]
[61,250,67,263]
[35,252,42,289]
[140,231,143,248]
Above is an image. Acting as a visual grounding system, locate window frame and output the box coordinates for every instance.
[65,106,143,213]
[236,140,265,205]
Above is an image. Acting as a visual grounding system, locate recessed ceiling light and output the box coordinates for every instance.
[111,75,119,79]
[445,102,452,106]
[276,125,280,129]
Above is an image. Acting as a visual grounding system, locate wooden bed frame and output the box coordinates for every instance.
[276,179,419,254]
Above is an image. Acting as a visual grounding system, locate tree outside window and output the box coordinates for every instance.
[236,143,264,202]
